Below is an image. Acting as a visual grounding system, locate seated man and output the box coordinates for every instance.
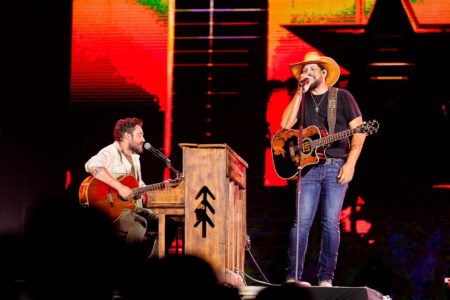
[83,117,177,260]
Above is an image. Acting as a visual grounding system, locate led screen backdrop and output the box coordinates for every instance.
[267,0,375,83]
[264,0,450,186]
[401,0,450,31]
[70,0,172,110]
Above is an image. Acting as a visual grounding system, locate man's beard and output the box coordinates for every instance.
[130,142,143,154]
[310,77,323,91]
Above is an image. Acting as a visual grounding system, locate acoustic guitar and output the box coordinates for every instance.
[271,120,379,179]
[79,175,182,222]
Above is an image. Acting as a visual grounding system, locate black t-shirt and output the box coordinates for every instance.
[296,88,362,158]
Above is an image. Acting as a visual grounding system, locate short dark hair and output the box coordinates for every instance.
[113,117,143,141]
[301,63,325,72]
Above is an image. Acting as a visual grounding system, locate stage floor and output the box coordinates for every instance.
[238,285,389,300]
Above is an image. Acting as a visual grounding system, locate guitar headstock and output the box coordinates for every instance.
[357,120,380,135]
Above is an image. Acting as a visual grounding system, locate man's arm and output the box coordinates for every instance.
[281,77,313,129]
[86,151,133,199]
[337,116,366,184]
[87,166,133,200]
[281,92,303,129]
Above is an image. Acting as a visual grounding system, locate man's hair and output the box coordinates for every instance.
[113,117,143,141]
[302,63,325,72]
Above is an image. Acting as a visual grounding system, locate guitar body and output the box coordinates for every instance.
[299,126,328,174]
[79,175,139,222]
[271,120,379,180]
[271,126,328,179]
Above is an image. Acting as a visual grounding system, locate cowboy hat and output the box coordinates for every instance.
[290,52,340,87]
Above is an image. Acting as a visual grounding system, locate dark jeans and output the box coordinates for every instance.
[286,158,348,283]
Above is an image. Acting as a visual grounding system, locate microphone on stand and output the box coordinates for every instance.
[143,142,158,152]
[144,142,170,163]
[143,142,184,180]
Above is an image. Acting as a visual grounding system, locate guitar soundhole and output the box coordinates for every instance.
[302,142,311,154]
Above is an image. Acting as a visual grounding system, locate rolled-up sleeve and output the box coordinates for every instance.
[85,145,115,173]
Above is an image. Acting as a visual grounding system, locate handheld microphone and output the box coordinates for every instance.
[299,77,309,87]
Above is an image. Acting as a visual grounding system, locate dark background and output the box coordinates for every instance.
[2,0,450,299]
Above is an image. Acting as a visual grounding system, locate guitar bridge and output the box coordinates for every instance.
[289,142,295,157]
[107,192,114,206]
[289,143,300,164]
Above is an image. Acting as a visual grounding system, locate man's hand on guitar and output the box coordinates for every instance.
[117,184,133,200]
[337,163,355,185]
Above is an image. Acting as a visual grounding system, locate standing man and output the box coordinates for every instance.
[281,52,366,287]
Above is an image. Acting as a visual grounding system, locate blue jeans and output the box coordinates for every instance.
[286,158,348,283]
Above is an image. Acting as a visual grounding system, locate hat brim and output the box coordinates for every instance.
[290,56,340,87]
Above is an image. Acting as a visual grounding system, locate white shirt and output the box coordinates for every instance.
[85,141,145,187]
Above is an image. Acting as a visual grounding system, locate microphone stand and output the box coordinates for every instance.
[146,145,184,181]
[294,85,306,282]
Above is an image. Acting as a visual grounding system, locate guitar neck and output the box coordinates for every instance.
[132,182,167,197]
[312,128,359,148]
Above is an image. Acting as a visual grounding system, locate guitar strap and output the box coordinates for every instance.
[327,87,338,134]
